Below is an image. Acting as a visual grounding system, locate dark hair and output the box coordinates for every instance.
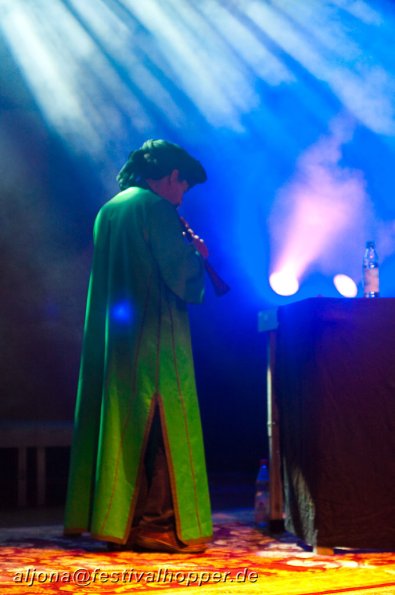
[116,139,207,191]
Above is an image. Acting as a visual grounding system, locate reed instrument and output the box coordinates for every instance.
[179,216,230,297]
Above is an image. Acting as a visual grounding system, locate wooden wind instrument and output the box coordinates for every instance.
[179,216,230,297]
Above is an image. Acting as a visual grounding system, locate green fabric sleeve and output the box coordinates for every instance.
[148,198,205,303]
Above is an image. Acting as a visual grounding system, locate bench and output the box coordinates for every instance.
[0,421,73,507]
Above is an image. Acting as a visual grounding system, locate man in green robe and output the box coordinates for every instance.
[64,140,212,553]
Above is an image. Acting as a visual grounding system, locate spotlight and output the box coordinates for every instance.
[269,271,299,296]
[333,274,358,297]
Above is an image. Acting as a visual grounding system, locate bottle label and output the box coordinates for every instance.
[363,267,379,294]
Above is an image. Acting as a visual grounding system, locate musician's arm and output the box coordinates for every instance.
[148,199,205,303]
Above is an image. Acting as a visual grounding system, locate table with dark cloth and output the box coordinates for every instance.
[275,297,395,549]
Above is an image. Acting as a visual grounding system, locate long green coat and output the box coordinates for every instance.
[64,186,212,545]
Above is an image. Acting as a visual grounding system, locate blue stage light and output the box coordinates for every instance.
[2,0,395,307]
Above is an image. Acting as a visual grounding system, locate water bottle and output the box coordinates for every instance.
[254,459,270,527]
[363,241,379,297]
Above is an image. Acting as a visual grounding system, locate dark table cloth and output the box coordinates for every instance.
[275,297,395,549]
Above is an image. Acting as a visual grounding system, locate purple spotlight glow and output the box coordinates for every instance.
[269,270,299,296]
[333,274,358,297]
[269,116,370,287]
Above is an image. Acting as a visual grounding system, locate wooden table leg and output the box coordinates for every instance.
[267,330,284,532]
[36,447,46,507]
[17,447,27,508]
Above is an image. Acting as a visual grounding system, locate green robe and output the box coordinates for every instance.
[64,186,212,545]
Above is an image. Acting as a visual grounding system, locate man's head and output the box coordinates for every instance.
[144,168,189,206]
[117,139,207,205]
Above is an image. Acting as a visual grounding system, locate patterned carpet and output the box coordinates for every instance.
[0,509,394,594]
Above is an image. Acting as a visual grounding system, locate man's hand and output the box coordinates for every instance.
[192,234,209,260]
[181,217,209,260]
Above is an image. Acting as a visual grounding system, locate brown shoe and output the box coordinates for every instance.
[107,527,140,551]
[135,530,206,554]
